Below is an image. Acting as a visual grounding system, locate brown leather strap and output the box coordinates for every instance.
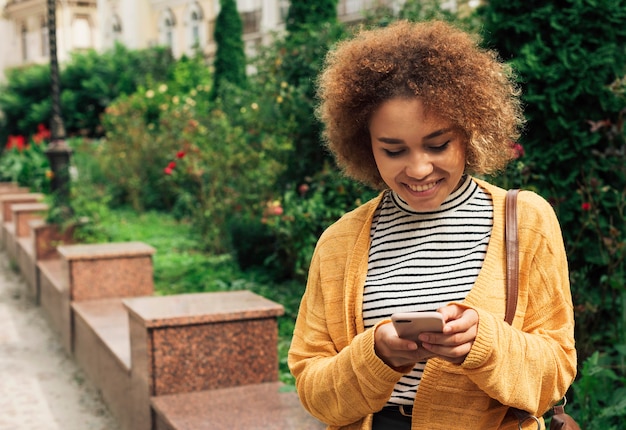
[505,189,520,325]
[504,190,580,429]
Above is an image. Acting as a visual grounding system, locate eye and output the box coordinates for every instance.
[429,140,450,152]
[383,149,405,157]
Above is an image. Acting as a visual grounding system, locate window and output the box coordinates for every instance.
[72,15,92,49]
[112,14,122,41]
[279,0,289,22]
[187,2,205,51]
[241,9,261,34]
[160,8,177,54]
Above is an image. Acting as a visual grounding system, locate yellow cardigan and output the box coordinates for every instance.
[288,178,577,430]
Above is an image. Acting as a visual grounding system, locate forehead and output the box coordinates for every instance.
[369,98,452,130]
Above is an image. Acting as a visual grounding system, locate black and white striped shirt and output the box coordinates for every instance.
[363,176,493,406]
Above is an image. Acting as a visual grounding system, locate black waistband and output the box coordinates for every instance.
[376,405,413,423]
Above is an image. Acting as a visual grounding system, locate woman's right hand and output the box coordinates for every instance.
[374,322,435,369]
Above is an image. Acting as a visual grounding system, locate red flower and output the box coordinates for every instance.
[176,151,186,159]
[164,167,173,175]
[168,161,176,169]
[32,124,51,144]
[581,202,591,211]
[511,143,525,159]
[6,135,26,151]
[298,183,310,196]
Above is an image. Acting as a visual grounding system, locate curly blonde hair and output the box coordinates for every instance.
[316,20,525,189]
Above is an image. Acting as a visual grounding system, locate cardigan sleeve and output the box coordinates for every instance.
[288,228,405,426]
[460,191,577,416]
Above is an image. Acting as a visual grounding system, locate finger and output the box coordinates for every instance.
[437,304,465,321]
[419,330,473,347]
[421,340,472,362]
[442,308,478,334]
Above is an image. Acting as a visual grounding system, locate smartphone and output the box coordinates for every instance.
[391,311,445,344]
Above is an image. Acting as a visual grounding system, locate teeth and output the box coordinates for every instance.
[408,182,436,192]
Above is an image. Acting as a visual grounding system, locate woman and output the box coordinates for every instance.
[288,20,577,430]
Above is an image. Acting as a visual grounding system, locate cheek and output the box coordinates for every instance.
[373,154,397,179]
[446,146,466,172]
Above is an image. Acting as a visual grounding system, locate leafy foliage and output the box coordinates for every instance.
[232,165,378,282]
[0,125,52,193]
[285,0,338,34]
[252,22,348,186]
[0,138,50,193]
[569,348,626,428]
[479,0,626,359]
[0,65,51,145]
[0,43,174,144]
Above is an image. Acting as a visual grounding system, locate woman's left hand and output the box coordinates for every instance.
[418,304,479,364]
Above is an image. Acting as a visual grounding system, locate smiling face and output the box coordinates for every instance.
[369,97,467,212]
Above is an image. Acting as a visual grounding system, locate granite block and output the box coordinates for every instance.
[125,291,285,430]
[123,290,284,328]
[57,241,157,261]
[151,382,326,430]
[151,317,280,395]
[57,242,156,301]
[0,193,44,222]
[0,183,28,194]
[11,202,48,237]
[0,186,27,244]
[31,220,77,261]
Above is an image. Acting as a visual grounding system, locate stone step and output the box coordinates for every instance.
[72,298,131,370]
[71,298,133,430]
[151,382,325,430]
[38,259,72,351]
[16,236,37,300]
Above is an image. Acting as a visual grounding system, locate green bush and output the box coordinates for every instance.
[285,0,337,34]
[0,43,175,143]
[251,22,348,186]
[479,0,626,360]
[161,100,292,254]
[60,43,174,136]
[99,87,182,211]
[230,165,378,282]
[570,348,626,428]
[0,65,51,145]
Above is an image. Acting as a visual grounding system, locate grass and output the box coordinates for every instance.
[96,207,303,386]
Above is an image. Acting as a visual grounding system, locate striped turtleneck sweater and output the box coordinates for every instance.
[362,175,493,407]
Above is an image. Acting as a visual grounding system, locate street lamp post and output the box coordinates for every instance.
[46,0,72,216]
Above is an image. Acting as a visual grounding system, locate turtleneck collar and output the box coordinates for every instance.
[389,175,475,216]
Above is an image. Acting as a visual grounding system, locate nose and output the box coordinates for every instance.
[405,152,434,179]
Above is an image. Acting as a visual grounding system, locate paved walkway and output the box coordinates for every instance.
[0,249,119,430]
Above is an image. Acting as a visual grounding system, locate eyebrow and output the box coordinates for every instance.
[376,127,455,144]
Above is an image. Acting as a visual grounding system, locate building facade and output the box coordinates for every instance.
[2,0,99,77]
[0,0,471,82]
